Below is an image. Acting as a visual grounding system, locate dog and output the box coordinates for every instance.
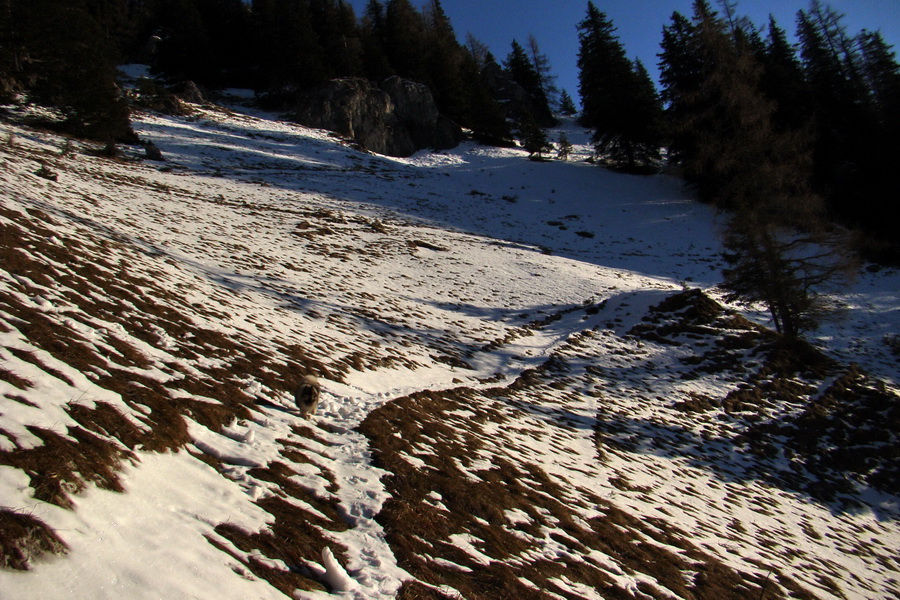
[294,374,321,419]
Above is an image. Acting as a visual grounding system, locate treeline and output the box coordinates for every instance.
[579,0,899,258]
[0,0,569,147]
[579,0,893,336]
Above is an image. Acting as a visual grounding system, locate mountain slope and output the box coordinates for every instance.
[0,102,898,599]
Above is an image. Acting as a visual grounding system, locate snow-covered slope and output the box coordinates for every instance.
[0,101,897,600]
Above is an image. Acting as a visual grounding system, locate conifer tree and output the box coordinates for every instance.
[577,2,629,130]
[360,0,393,80]
[558,89,578,116]
[796,3,885,237]
[151,0,216,83]
[858,29,900,119]
[11,0,133,141]
[504,39,555,127]
[422,0,466,121]
[526,34,559,110]
[251,0,326,96]
[659,10,704,115]
[309,0,363,79]
[518,116,552,160]
[578,1,661,170]
[657,0,856,338]
[556,131,573,160]
[758,15,809,132]
[383,0,427,83]
[458,44,513,145]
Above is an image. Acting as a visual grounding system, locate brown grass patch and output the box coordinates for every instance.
[359,379,789,600]
[0,366,33,390]
[0,425,133,509]
[212,492,349,594]
[0,509,69,570]
[395,581,459,600]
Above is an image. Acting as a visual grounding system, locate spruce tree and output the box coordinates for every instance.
[151,0,216,83]
[309,0,363,80]
[759,15,809,132]
[422,0,466,121]
[556,132,573,160]
[13,0,133,141]
[504,39,555,127]
[360,0,393,80]
[458,43,513,145]
[383,0,427,83]
[796,4,880,236]
[578,1,661,170]
[518,116,552,160]
[577,1,629,131]
[558,89,578,116]
[251,0,326,97]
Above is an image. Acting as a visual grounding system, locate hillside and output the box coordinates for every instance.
[1,99,898,600]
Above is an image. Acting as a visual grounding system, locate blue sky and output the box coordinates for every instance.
[345,0,900,106]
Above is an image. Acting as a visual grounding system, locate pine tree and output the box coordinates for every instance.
[12,0,134,141]
[577,1,661,170]
[504,39,555,127]
[383,0,427,83]
[558,89,577,116]
[756,16,809,132]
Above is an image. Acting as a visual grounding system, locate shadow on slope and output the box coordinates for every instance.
[136,105,723,285]
[594,289,900,519]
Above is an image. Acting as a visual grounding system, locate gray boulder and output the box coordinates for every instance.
[291,77,461,157]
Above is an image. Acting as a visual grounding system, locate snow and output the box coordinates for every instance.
[0,97,898,600]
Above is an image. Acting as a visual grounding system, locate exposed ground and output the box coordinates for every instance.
[0,97,898,599]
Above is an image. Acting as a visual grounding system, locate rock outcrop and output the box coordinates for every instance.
[291,76,462,157]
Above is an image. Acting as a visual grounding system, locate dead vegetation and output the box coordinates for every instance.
[360,382,786,600]
[627,289,900,504]
[0,185,345,582]
[0,509,69,570]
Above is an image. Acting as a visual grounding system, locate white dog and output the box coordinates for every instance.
[294,374,321,418]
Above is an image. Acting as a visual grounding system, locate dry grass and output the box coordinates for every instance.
[0,425,133,509]
[0,189,367,595]
[0,509,69,570]
[359,377,786,599]
[0,366,33,390]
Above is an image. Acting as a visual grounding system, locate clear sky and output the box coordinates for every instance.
[345,0,900,106]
